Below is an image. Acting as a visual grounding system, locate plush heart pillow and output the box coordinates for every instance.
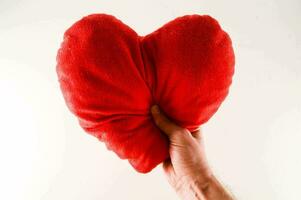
[56,13,235,173]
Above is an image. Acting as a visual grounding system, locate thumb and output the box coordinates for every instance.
[151,105,189,139]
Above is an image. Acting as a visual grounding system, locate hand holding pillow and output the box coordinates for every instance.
[56,14,235,173]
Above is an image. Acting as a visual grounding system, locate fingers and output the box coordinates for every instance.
[151,105,186,138]
[162,159,175,175]
[162,159,177,186]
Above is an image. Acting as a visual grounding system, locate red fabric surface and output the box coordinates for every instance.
[56,14,235,173]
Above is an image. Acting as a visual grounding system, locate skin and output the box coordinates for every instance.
[151,105,235,200]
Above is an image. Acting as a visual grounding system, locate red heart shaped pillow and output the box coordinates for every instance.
[56,14,235,173]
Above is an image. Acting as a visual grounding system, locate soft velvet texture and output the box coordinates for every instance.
[56,13,235,173]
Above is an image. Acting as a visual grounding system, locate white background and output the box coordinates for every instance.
[0,0,300,199]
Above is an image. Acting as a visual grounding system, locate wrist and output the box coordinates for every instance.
[178,174,234,200]
[175,173,214,200]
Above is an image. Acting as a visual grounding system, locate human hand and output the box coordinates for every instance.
[151,105,234,200]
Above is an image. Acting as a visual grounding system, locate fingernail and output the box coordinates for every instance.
[151,105,160,114]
